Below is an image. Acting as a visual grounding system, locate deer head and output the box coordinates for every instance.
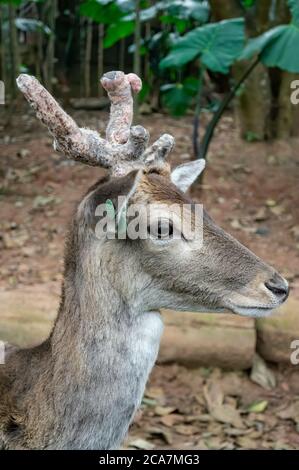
[17,71,289,319]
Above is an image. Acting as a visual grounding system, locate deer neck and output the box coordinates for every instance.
[48,238,164,449]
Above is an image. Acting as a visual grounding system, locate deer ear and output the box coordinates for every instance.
[171,159,205,192]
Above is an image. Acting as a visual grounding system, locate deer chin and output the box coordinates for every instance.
[225,302,276,318]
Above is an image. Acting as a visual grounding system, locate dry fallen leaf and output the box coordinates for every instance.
[265,199,277,207]
[145,387,165,400]
[253,207,268,222]
[147,426,173,445]
[160,413,183,427]
[203,381,224,410]
[236,436,259,449]
[209,404,245,429]
[175,424,197,436]
[290,225,299,241]
[128,438,155,450]
[250,354,276,390]
[276,402,299,423]
[195,439,209,450]
[154,406,176,417]
[224,427,252,437]
[270,204,284,216]
[203,381,244,428]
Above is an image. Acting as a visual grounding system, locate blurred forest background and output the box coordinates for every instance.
[1,0,299,147]
[1,0,299,450]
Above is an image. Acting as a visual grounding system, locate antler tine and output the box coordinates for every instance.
[100,72,175,167]
[100,71,150,169]
[16,74,114,168]
[143,133,175,163]
[100,71,142,144]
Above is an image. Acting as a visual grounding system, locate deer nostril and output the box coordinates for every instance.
[265,274,289,300]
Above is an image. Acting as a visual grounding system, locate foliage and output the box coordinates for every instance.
[2,0,299,152]
[161,77,199,116]
[160,18,245,73]
[15,18,51,34]
[0,0,23,5]
[240,0,299,73]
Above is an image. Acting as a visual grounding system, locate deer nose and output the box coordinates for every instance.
[265,274,289,301]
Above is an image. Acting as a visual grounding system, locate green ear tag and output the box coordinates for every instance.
[117,205,127,237]
[105,199,116,220]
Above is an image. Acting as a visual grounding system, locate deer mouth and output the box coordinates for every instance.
[226,303,276,318]
[224,274,289,318]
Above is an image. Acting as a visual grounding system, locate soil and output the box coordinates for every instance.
[0,104,299,449]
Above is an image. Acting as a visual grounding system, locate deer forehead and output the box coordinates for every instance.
[136,172,191,206]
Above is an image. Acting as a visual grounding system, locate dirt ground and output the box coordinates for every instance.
[0,104,299,449]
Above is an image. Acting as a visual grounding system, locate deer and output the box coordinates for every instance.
[0,71,289,450]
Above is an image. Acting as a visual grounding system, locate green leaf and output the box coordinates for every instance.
[260,25,299,72]
[247,400,268,413]
[240,24,299,73]
[160,18,245,73]
[161,77,198,116]
[128,40,148,56]
[161,0,210,23]
[241,0,256,8]
[239,1,299,73]
[160,14,189,34]
[103,20,134,48]
[0,0,23,5]
[239,25,286,60]
[183,76,200,94]
[138,81,150,102]
[15,18,51,35]
[80,0,125,24]
[288,0,299,25]
[124,5,159,22]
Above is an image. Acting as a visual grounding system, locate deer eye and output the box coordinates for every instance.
[148,218,174,240]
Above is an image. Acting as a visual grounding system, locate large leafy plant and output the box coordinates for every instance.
[160,18,245,73]
[240,0,299,72]
[159,17,245,156]
[159,0,299,163]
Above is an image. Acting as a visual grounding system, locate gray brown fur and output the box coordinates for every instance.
[1,71,288,450]
[0,170,288,449]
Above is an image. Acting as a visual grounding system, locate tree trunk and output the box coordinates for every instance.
[119,38,125,72]
[133,0,141,117]
[133,0,141,78]
[234,62,271,140]
[144,18,151,86]
[98,24,104,98]
[8,4,19,99]
[273,1,296,138]
[210,0,271,141]
[277,72,299,138]
[79,17,85,97]
[84,19,93,98]
[36,29,43,80]
[0,6,8,92]
[45,0,57,92]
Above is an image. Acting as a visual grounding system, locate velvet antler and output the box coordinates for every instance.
[16,71,175,175]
